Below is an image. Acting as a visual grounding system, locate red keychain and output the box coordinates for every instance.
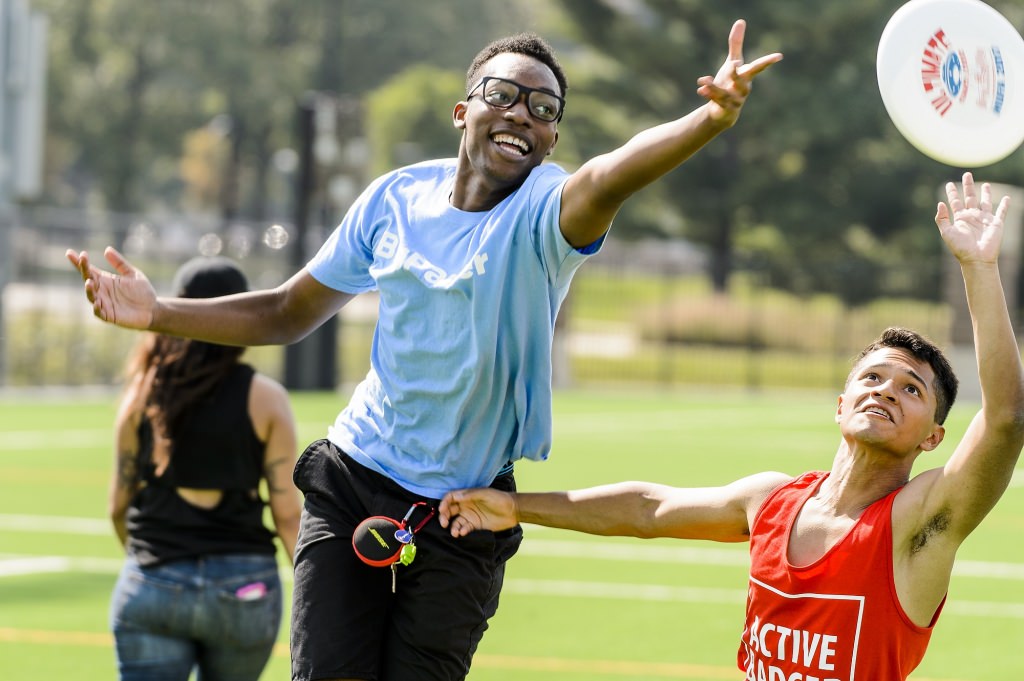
[352,502,435,568]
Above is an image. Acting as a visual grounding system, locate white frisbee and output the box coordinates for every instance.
[877,0,1024,167]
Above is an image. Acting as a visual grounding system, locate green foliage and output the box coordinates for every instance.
[365,66,465,176]
[26,0,1024,306]
[33,0,544,214]
[555,0,1024,300]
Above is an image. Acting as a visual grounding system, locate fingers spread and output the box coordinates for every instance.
[945,181,964,213]
[727,19,746,62]
[961,172,978,208]
[980,181,993,213]
[996,195,1011,223]
[738,52,784,79]
[105,247,134,276]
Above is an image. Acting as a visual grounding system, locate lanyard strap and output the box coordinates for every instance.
[400,501,437,534]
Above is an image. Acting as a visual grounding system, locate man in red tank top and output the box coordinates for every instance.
[439,173,1024,681]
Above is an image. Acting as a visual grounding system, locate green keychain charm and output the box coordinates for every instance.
[399,542,417,566]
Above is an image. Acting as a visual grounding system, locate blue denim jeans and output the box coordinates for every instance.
[110,554,282,681]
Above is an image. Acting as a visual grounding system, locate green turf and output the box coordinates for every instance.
[0,388,1021,680]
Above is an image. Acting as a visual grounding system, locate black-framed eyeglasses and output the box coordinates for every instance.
[467,76,565,123]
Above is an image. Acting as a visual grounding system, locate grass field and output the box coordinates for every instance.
[1,387,1022,680]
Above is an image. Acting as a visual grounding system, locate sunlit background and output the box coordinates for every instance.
[2,0,1023,394]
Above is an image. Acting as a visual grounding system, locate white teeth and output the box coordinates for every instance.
[865,407,890,419]
[493,134,529,154]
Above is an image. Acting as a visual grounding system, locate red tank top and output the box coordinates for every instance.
[738,471,941,681]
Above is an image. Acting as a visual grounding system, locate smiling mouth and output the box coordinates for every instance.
[492,133,530,156]
[862,406,892,421]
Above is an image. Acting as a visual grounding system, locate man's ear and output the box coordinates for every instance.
[919,424,945,452]
[545,129,559,156]
[453,102,468,130]
[835,394,844,424]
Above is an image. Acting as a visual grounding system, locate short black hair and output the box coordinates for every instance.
[466,32,568,98]
[850,327,959,424]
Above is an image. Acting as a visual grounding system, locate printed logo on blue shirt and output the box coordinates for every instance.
[376,231,489,286]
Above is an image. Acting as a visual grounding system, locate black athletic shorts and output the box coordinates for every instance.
[289,439,523,681]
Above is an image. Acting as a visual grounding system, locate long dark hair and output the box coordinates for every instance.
[125,257,249,455]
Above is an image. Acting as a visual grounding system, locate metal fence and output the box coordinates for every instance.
[0,205,966,393]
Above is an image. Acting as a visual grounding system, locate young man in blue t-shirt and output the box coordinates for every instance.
[69,21,781,681]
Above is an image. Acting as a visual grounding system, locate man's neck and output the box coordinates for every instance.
[819,443,914,515]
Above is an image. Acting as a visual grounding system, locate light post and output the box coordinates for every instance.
[0,0,47,385]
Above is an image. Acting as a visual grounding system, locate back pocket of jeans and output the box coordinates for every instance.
[214,578,282,647]
[112,567,188,634]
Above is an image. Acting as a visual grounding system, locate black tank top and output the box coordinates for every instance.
[126,364,277,565]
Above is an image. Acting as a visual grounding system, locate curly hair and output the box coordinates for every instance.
[466,32,568,98]
[851,327,959,424]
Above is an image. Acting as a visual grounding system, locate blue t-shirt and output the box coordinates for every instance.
[307,158,602,497]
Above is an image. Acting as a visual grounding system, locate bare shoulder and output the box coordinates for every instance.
[247,371,295,438]
[724,470,792,527]
[250,371,289,400]
[734,471,792,501]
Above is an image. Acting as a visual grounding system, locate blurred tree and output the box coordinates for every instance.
[179,126,228,211]
[35,0,544,217]
[364,65,464,176]
[35,0,1024,307]
[556,0,1024,303]
[40,0,320,216]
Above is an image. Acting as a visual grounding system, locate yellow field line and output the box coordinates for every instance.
[0,627,975,680]
[0,627,111,646]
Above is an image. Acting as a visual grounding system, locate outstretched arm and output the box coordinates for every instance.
[439,472,789,543]
[67,247,354,345]
[558,19,782,248]
[918,173,1024,538]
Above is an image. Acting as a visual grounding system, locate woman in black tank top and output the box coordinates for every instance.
[108,257,301,681]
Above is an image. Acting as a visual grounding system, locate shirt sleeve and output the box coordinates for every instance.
[306,173,392,294]
[528,164,605,288]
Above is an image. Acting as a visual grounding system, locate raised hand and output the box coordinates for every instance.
[935,172,1010,265]
[66,247,157,330]
[696,19,783,127]
[439,488,519,537]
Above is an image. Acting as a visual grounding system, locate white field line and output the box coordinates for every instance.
[3,515,1024,582]
[0,514,110,534]
[503,578,1024,620]
[1,552,1021,621]
[0,423,328,451]
[519,535,1024,581]
[0,429,110,450]
[0,555,122,577]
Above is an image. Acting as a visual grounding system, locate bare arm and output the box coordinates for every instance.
[249,374,301,564]
[440,472,789,542]
[559,19,782,248]
[66,247,354,345]
[911,174,1024,540]
[110,375,147,548]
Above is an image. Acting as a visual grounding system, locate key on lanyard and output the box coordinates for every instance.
[390,502,436,593]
